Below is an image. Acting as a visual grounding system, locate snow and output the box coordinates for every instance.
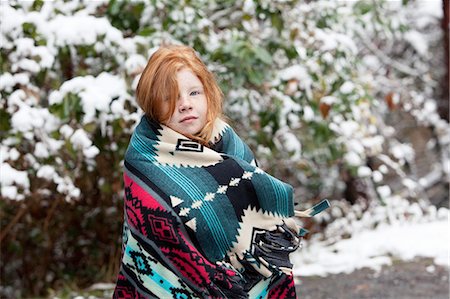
[243,0,256,14]
[339,81,355,94]
[302,106,314,122]
[0,73,29,93]
[372,170,383,183]
[424,100,437,114]
[320,96,338,105]
[83,145,100,159]
[402,178,418,190]
[36,165,57,179]
[35,164,81,200]
[13,58,40,73]
[44,15,123,47]
[321,52,334,64]
[404,30,428,57]
[314,29,358,54]
[0,162,30,190]
[49,72,129,124]
[378,164,388,174]
[2,185,19,199]
[88,282,116,291]
[124,54,147,75]
[0,5,24,42]
[59,124,74,139]
[13,38,55,69]
[70,129,92,150]
[184,6,196,24]
[8,148,20,161]
[411,0,443,29]
[13,37,33,55]
[357,166,372,177]
[293,217,449,277]
[0,73,14,92]
[278,65,311,83]
[342,121,360,137]
[347,139,364,154]
[361,136,384,154]
[55,176,81,199]
[390,143,415,163]
[377,185,392,198]
[34,142,50,158]
[11,106,60,133]
[270,89,301,127]
[274,128,302,160]
[344,151,363,166]
[362,55,380,69]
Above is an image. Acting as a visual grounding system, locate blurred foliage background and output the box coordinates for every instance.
[0,0,448,297]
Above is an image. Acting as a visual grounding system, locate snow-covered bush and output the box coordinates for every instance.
[1,0,447,204]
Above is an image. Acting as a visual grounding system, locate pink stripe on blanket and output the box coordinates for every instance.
[123,173,214,287]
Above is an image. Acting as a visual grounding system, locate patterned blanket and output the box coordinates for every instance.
[113,116,329,299]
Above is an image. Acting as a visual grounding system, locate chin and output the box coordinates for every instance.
[172,124,202,137]
[185,130,199,136]
[184,127,201,136]
[176,128,197,136]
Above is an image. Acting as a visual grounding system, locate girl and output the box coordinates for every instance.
[113,44,328,299]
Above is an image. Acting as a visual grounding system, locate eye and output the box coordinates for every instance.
[190,90,201,96]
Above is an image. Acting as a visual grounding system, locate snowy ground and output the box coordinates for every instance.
[292,215,449,277]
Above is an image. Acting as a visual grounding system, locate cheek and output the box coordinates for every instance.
[200,97,208,117]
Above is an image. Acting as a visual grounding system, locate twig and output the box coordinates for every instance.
[354,28,427,77]
[0,204,27,243]
[43,197,60,233]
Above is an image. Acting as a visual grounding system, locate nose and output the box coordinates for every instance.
[178,95,192,112]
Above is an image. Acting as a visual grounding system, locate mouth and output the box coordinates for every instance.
[180,116,198,123]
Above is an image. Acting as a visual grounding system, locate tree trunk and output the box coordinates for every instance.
[440,0,449,121]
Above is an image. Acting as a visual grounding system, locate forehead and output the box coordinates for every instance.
[176,68,203,88]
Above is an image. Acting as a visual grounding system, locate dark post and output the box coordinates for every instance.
[441,0,449,121]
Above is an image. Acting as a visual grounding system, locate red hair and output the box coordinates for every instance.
[136,45,223,144]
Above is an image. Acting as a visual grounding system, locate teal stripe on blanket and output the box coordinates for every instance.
[221,126,254,163]
[157,165,232,258]
[248,277,271,299]
[253,173,293,217]
[130,133,157,162]
[309,199,330,216]
[270,178,289,216]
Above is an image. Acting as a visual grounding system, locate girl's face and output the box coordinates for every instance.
[162,68,208,136]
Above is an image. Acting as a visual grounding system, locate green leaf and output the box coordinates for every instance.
[253,46,272,65]
[270,12,284,33]
[108,0,121,15]
[106,0,144,34]
[31,0,44,11]
[0,109,11,133]
[354,1,373,15]
[138,27,156,36]
[247,67,264,85]
[22,22,37,38]
[83,122,97,134]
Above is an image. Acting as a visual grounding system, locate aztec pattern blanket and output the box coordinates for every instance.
[113,115,329,299]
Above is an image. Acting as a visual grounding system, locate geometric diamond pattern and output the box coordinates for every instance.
[147,214,179,245]
[130,250,153,275]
